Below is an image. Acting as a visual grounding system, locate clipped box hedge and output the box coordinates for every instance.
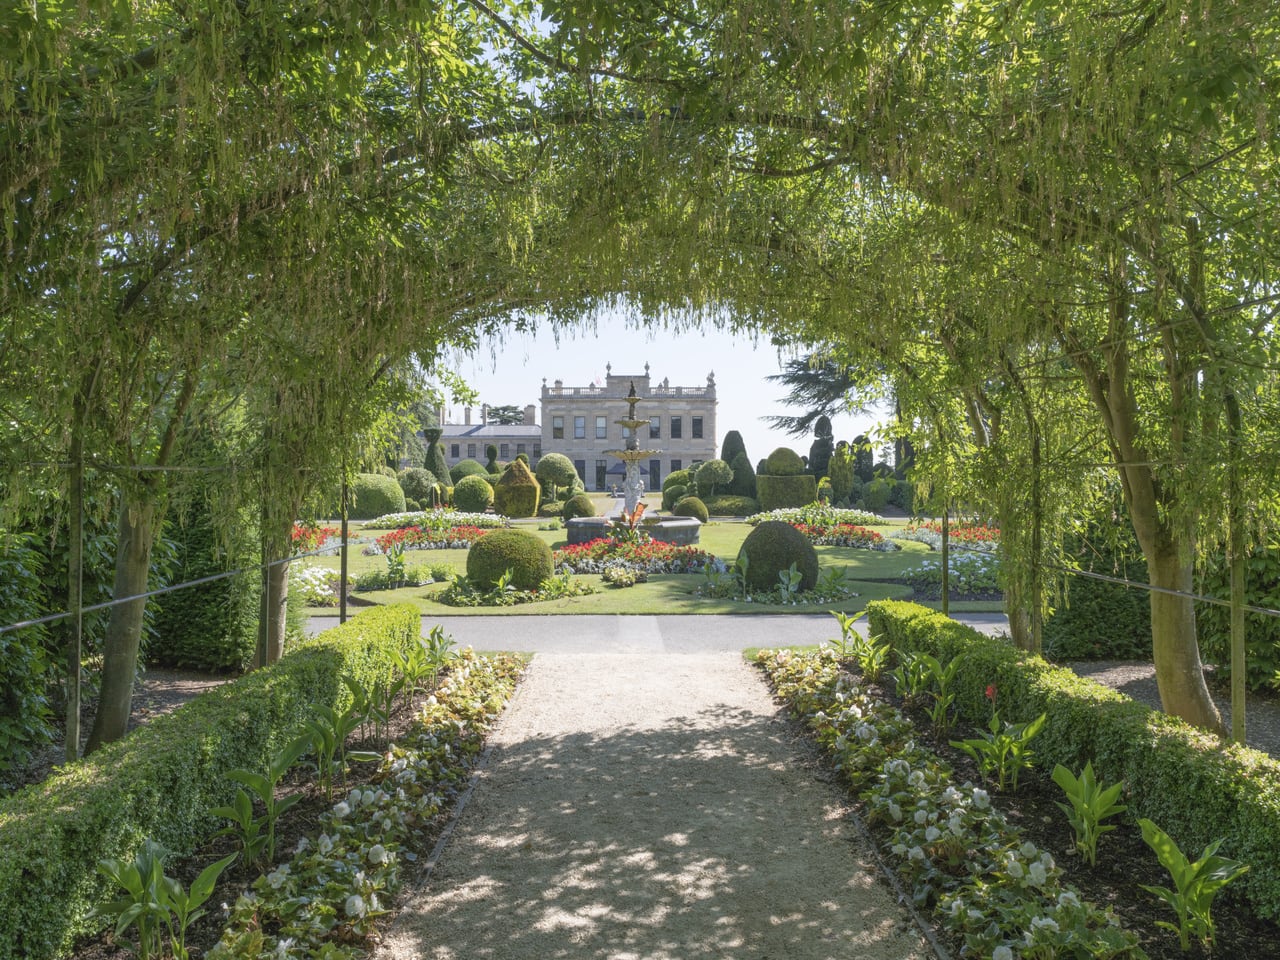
[866,600,1280,922]
[755,474,817,511]
[0,604,421,960]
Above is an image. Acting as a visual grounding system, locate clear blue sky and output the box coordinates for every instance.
[444,312,882,465]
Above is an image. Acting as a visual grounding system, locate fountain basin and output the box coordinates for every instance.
[565,515,702,546]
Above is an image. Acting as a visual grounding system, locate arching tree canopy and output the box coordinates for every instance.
[4,0,1279,740]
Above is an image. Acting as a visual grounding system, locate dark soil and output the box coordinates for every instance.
[841,666,1280,960]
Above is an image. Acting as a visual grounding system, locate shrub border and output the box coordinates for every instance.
[0,604,421,960]
[866,599,1280,921]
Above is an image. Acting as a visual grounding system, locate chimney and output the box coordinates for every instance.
[481,403,489,425]
[464,407,471,426]
[523,404,537,426]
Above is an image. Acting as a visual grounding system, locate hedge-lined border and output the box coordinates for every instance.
[0,604,421,960]
[866,600,1280,921]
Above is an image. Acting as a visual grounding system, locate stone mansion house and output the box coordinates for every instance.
[437,364,717,492]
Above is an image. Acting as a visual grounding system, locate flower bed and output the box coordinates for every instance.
[437,571,596,607]
[747,504,887,527]
[791,522,899,550]
[899,552,1002,599]
[893,521,1000,553]
[553,537,723,575]
[292,523,341,554]
[758,647,1145,958]
[371,524,489,554]
[367,510,508,531]
[207,649,523,958]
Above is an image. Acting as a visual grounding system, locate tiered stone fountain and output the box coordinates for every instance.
[564,381,701,546]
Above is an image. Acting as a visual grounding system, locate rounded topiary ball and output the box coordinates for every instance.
[672,496,709,523]
[453,474,495,513]
[466,529,554,591]
[764,446,807,476]
[450,458,489,484]
[737,520,819,593]
[350,472,407,520]
[561,493,597,520]
[662,483,689,512]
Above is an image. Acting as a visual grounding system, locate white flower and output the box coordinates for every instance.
[348,788,363,807]
[925,826,942,842]
[1028,862,1047,886]
[1005,856,1025,879]
[908,770,926,788]
[266,865,290,889]
[363,789,376,806]
[294,837,311,854]
[972,788,990,810]
[272,938,296,959]
[914,809,928,825]
[367,844,388,864]
[1057,891,1081,909]
[908,845,925,861]
[1031,916,1060,934]
[949,898,964,917]
[888,801,903,822]
[993,947,1014,960]
[317,833,334,855]
[948,814,965,835]
[345,893,367,917]
[1020,841,1038,859]
[942,786,962,805]
[891,843,908,856]
[333,801,351,818]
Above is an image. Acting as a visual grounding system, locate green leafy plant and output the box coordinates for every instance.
[213,734,311,866]
[920,653,961,733]
[302,675,370,798]
[95,839,236,960]
[777,561,804,595]
[1052,762,1126,868]
[857,637,891,682]
[951,712,1046,792]
[891,650,930,702]
[830,609,863,658]
[384,539,406,583]
[816,566,848,596]
[1138,818,1248,950]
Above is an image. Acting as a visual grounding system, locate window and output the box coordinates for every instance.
[467,443,477,458]
[595,459,608,491]
[450,443,460,459]
[574,416,586,439]
[670,416,682,439]
[552,416,564,440]
[595,415,607,439]
[649,417,660,439]
[692,416,703,439]
[500,443,510,459]
[574,459,586,482]
[649,459,661,488]
[516,443,526,456]
[533,443,542,459]
[670,459,682,473]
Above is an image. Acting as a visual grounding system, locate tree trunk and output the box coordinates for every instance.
[85,498,158,753]
[1145,536,1225,735]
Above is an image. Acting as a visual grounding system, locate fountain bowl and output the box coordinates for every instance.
[565,514,702,546]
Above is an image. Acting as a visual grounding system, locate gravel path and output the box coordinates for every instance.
[375,653,932,960]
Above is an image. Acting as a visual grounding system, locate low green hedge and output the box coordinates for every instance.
[865,600,1280,922]
[756,474,817,511]
[701,494,760,516]
[0,604,420,960]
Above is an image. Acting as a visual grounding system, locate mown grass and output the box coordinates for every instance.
[301,511,1005,616]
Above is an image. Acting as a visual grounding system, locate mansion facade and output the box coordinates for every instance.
[437,363,718,492]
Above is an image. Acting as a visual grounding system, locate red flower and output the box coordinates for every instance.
[985,684,997,702]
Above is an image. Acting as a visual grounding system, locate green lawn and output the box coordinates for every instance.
[301,512,1005,616]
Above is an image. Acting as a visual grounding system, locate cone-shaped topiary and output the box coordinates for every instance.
[720,429,748,466]
[737,521,819,593]
[493,457,541,518]
[561,492,597,520]
[728,450,757,497]
[453,474,495,513]
[466,529,553,590]
[672,496,709,523]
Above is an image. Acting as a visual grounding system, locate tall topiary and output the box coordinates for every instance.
[423,427,450,491]
[827,441,856,504]
[466,529,553,590]
[853,434,875,483]
[349,473,407,520]
[720,429,748,466]
[493,458,541,518]
[450,458,489,484]
[535,452,578,502]
[756,447,818,510]
[727,450,757,497]
[737,521,819,593]
[485,443,499,473]
[809,415,834,477]
[452,475,495,514]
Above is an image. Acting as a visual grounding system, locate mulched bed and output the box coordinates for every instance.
[61,676,481,959]
[842,664,1280,960]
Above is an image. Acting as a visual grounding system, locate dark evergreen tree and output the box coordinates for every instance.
[809,415,834,477]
